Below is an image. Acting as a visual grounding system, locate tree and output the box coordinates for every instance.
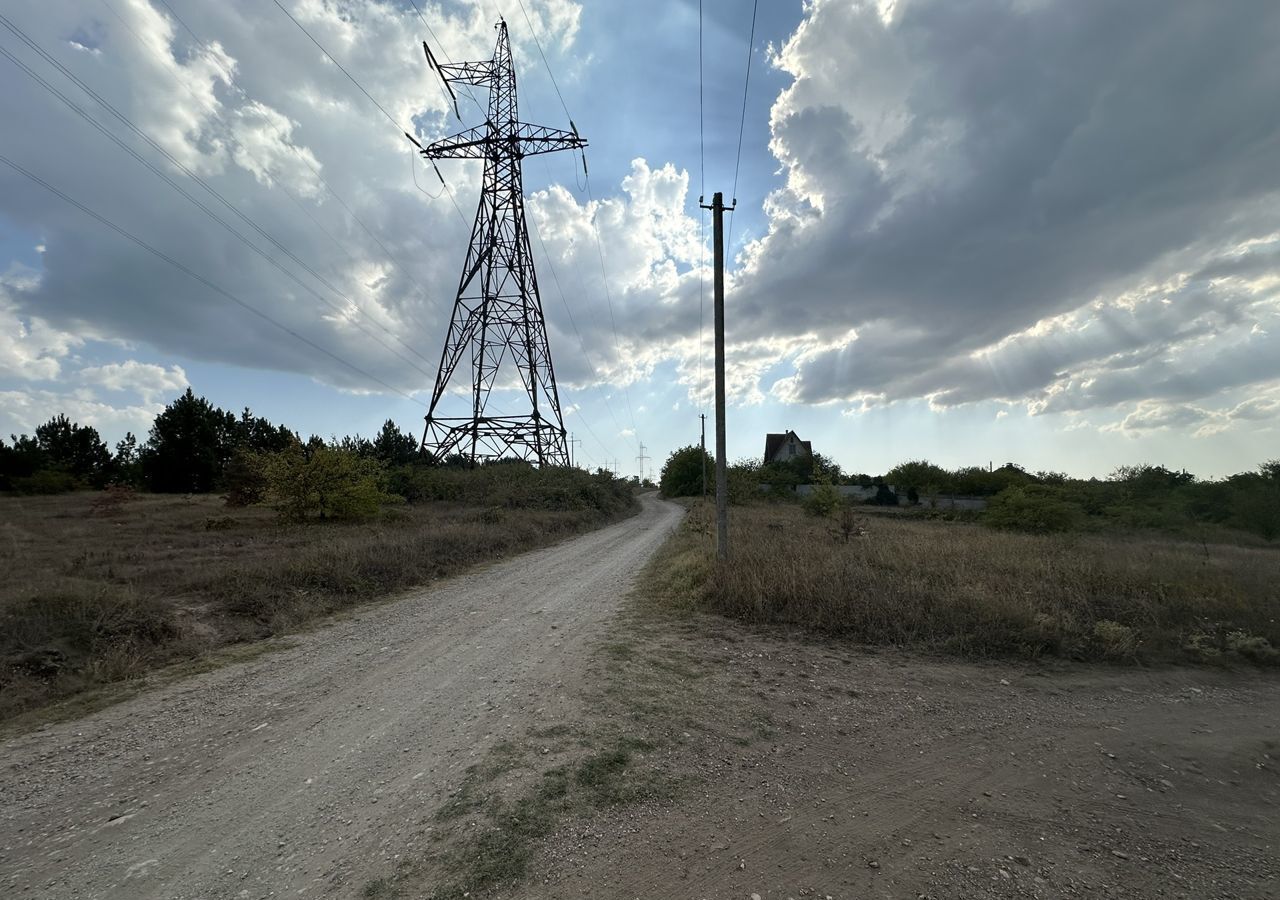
[236,408,296,453]
[263,444,398,521]
[111,432,143,487]
[34,414,112,486]
[870,483,899,506]
[886,459,952,495]
[372,419,419,465]
[659,445,713,498]
[141,389,238,493]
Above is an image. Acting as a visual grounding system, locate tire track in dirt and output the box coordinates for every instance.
[0,494,682,899]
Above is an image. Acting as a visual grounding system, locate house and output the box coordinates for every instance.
[763,430,812,465]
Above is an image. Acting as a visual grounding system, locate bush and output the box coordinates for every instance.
[11,469,82,495]
[984,486,1086,534]
[802,484,842,517]
[659,446,712,498]
[263,445,400,522]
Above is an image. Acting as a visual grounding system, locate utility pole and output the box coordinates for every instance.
[700,191,734,560]
[699,413,707,498]
[636,442,651,483]
[568,433,581,468]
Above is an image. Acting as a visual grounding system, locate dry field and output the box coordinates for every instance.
[0,490,635,721]
[664,501,1280,665]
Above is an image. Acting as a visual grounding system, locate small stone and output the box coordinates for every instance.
[1013,855,1030,867]
[868,860,880,869]
[1111,850,1129,860]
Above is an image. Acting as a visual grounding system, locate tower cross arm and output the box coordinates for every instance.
[422,122,587,160]
[435,60,494,86]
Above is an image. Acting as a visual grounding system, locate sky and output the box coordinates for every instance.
[1,0,1278,480]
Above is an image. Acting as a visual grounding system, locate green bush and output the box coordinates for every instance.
[983,485,1086,534]
[264,445,399,522]
[11,469,82,495]
[801,484,842,517]
[659,445,712,498]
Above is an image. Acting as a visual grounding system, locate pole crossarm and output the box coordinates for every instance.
[421,122,586,160]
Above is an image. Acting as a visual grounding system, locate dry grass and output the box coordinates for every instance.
[0,490,635,721]
[656,501,1280,665]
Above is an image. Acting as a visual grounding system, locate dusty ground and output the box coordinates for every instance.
[0,494,682,898]
[3,495,1277,899]
[516,618,1280,899]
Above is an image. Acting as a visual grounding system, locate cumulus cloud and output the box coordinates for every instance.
[77,360,188,402]
[5,0,1280,455]
[733,0,1280,429]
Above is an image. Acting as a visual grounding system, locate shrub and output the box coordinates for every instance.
[263,445,399,522]
[12,469,82,495]
[984,485,1086,533]
[802,484,842,517]
[659,445,712,498]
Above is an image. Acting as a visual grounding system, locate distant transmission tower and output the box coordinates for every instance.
[415,19,586,465]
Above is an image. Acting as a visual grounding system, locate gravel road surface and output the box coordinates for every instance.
[1,493,682,899]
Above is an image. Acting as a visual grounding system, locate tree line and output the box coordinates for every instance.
[658,446,1280,540]
[0,388,422,495]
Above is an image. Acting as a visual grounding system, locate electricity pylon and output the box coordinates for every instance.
[415,19,585,465]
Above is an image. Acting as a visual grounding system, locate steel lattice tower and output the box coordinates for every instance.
[415,20,585,465]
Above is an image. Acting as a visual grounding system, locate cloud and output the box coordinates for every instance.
[0,0,582,402]
[732,0,1280,420]
[77,360,188,402]
[0,388,160,440]
[0,273,82,381]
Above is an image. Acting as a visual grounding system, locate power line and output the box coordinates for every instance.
[514,0,571,124]
[495,8,638,455]
[730,0,759,205]
[108,0,448,339]
[405,0,487,116]
[0,29,440,384]
[268,0,473,232]
[269,0,400,131]
[726,0,760,253]
[0,151,425,406]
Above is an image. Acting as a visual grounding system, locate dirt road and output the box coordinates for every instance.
[0,494,683,899]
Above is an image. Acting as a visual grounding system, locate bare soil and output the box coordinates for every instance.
[516,615,1279,899]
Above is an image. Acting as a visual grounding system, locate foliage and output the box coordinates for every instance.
[111,433,142,487]
[140,390,296,493]
[869,483,899,506]
[141,389,237,493]
[372,419,419,465]
[984,485,1087,534]
[34,414,113,487]
[223,448,269,508]
[886,459,953,495]
[659,445,712,498]
[389,461,634,516]
[801,483,843,517]
[262,444,398,522]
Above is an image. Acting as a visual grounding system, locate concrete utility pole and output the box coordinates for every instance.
[699,413,707,498]
[568,433,581,468]
[636,442,651,483]
[701,191,734,561]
